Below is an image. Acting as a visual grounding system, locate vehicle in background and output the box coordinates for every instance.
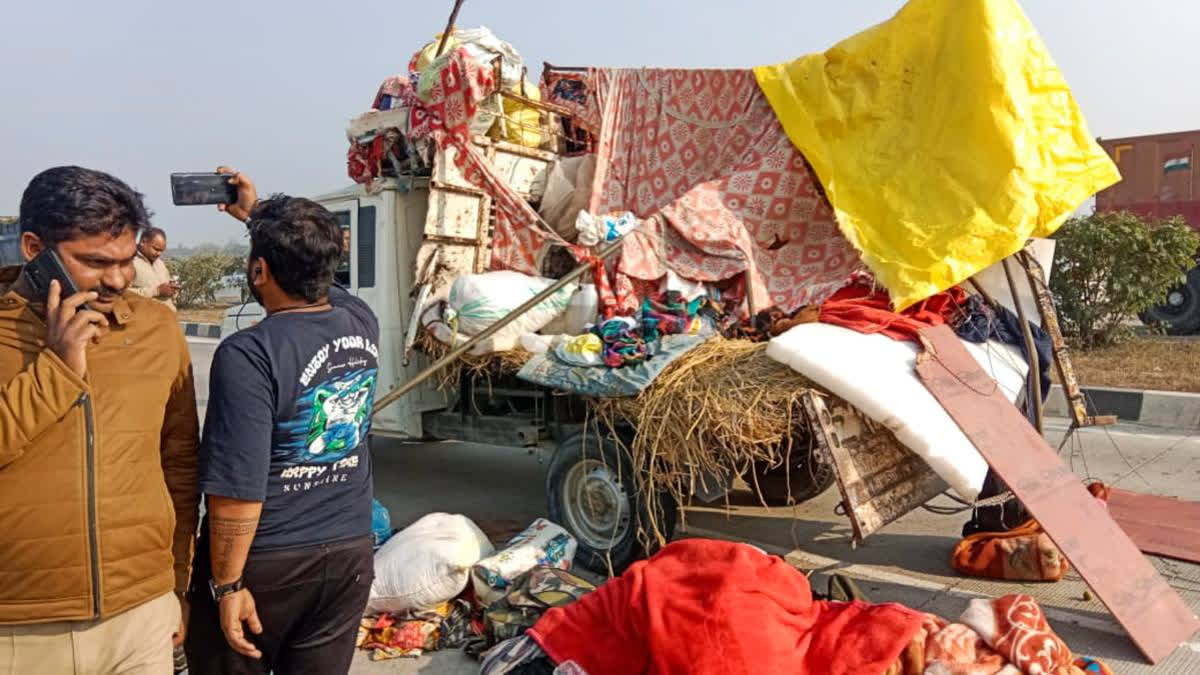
[1096,129,1200,333]
[0,217,20,267]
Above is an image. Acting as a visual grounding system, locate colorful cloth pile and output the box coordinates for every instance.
[952,518,1070,582]
[528,539,927,675]
[590,318,645,367]
[951,483,1110,583]
[888,596,1111,675]
[517,538,1112,675]
[356,599,473,661]
[585,290,706,367]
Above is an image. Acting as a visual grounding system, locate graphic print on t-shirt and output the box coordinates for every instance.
[303,370,375,458]
[273,333,379,494]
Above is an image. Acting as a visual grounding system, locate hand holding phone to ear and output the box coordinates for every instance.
[45,280,108,377]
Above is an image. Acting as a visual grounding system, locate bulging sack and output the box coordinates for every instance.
[445,271,576,340]
[368,512,495,614]
[471,518,577,606]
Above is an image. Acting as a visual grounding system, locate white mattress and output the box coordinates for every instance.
[766,323,1030,500]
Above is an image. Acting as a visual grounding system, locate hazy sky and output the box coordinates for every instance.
[2,1,1198,246]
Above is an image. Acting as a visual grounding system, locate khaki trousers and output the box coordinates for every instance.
[0,592,179,675]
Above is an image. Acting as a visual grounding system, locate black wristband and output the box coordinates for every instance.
[209,576,245,603]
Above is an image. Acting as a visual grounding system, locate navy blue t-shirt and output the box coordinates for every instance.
[199,287,379,552]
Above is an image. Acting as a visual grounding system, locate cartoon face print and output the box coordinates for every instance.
[304,372,375,460]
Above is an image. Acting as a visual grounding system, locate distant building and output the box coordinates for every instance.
[0,217,19,266]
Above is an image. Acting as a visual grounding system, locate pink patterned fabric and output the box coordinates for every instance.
[581,69,860,314]
[409,47,563,274]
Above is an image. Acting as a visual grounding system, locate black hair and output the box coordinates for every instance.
[142,227,167,243]
[19,166,151,246]
[247,195,343,303]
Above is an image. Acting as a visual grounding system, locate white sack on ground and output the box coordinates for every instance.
[368,512,495,614]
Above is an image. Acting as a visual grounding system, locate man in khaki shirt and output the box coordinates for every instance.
[131,227,179,311]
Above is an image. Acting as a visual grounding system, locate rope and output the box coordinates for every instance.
[920,489,1016,515]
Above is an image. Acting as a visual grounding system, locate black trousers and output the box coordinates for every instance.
[185,536,373,675]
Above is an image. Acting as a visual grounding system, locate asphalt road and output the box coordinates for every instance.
[185,336,1200,673]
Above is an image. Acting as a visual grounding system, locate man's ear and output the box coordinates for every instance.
[251,258,270,285]
[19,232,44,262]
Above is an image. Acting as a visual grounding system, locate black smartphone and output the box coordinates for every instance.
[24,247,83,307]
[170,172,238,206]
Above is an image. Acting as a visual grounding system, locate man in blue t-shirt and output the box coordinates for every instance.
[185,169,379,675]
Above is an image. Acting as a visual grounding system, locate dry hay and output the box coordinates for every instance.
[413,330,532,391]
[590,338,819,546]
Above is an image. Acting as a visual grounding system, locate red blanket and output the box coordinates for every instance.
[528,539,924,675]
[819,282,968,342]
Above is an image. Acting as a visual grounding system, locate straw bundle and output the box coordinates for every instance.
[590,338,820,546]
[413,330,533,391]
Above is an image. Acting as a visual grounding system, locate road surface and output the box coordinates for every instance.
[186,336,1200,673]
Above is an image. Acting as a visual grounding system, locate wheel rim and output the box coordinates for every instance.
[1154,284,1194,318]
[561,458,633,551]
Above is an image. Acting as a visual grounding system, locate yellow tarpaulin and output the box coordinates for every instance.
[754,0,1119,310]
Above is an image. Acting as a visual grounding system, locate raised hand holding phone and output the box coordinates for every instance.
[45,280,108,377]
[215,166,258,224]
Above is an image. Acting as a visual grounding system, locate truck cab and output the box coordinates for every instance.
[221,178,446,439]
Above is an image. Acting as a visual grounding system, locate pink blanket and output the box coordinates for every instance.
[572,69,860,314]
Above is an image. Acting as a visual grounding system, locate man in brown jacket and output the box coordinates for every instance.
[0,166,199,673]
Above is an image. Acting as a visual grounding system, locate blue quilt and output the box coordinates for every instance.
[517,334,709,398]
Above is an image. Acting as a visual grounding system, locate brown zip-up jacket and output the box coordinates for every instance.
[0,265,199,624]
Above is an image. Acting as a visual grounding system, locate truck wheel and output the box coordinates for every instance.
[546,430,677,575]
[745,455,836,506]
[1142,267,1200,335]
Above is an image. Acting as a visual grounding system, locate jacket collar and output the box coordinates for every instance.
[0,264,136,326]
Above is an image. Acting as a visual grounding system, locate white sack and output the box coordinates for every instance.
[368,512,495,614]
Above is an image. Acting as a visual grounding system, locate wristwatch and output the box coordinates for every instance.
[209,577,245,603]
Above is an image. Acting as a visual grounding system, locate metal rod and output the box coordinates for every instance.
[1002,256,1043,433]
[434,0,466,58]
[967,278,999,308]
[372,239,623,417]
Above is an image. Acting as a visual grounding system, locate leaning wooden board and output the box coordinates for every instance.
[915,324,1199,664]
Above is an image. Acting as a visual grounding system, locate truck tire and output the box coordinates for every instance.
[546,430,678,575]
[745,453,836,506]
[1141,267,1200,335]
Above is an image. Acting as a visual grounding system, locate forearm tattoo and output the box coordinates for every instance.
[210,515,258,580]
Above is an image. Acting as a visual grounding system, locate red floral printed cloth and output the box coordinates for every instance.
[576,68,860,314]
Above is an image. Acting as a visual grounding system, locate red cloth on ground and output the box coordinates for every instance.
[819,282,968,342]
[527,539,925,675]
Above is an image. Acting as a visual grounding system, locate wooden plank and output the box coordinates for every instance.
[915,324,1199,664]
[802,392,948,542]
[1017,250,1115,428]
[1108,488,1200,564]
